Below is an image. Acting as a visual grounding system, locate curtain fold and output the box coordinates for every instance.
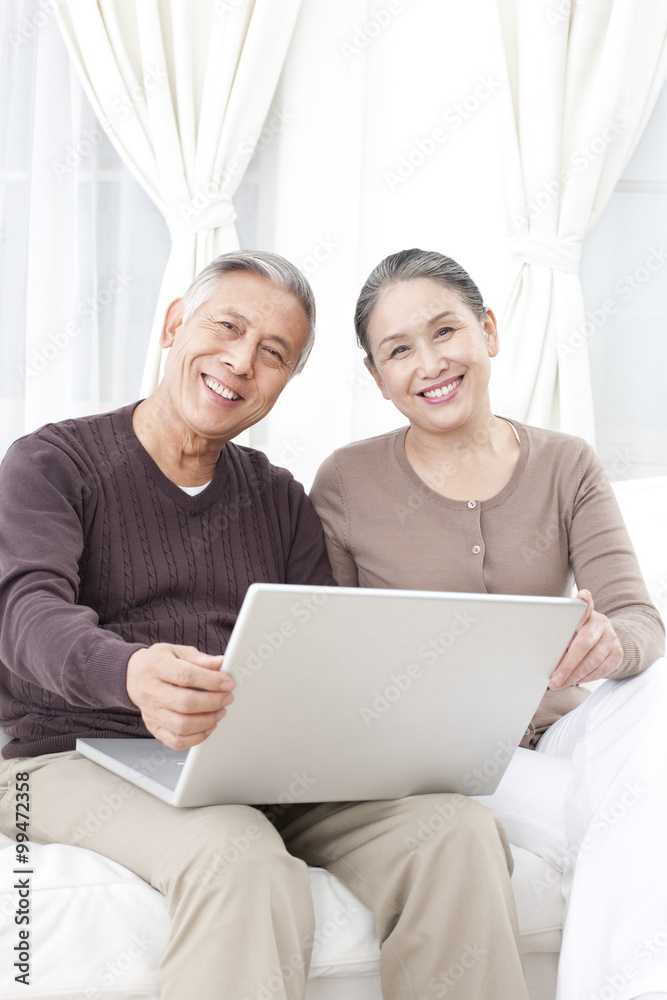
[0,0,171,460]
[54,0,303,394]
[492,0,667,440]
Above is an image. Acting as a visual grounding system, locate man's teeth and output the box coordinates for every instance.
[422,378,462,398]
[204,376,240,401]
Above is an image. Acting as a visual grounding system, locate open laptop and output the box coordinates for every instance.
[77,584,585,807]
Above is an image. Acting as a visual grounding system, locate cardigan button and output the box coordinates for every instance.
[472,545,481,554]
[467,500,477,509]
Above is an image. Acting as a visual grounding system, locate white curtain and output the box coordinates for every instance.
[492,0,667,440]
[0,0,170,461]
[53,0,303,394]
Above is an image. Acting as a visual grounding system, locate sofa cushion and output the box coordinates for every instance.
[473,749,571,868]
[611,476,667,624]
[0,828,563,997]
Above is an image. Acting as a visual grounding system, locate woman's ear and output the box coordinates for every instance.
[364,356,392,400]
[160,298,185,349]
[482,309,499,358]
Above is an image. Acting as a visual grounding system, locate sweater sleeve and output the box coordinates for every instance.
[283,474,337,587]
[568,443,665,678]
[309,453,359,587]
[0,434,144,710]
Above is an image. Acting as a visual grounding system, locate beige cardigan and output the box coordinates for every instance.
[310,421,665,747]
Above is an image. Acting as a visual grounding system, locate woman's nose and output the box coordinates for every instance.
[416,341,448,379]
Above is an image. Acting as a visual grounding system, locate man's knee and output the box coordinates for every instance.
[165,805,301,892]
[401,795,512,869]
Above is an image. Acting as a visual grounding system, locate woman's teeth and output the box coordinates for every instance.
[422,378,461,398]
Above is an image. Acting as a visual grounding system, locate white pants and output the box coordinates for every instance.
[475,657,667,1000]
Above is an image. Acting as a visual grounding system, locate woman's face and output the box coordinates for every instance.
[365,277,499,435]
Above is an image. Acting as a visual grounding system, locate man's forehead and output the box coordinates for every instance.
[205,272,300,319]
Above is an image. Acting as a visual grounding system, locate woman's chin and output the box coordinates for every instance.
[405,400,471,435]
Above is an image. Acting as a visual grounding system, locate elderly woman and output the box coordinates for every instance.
[310,249,667,1000]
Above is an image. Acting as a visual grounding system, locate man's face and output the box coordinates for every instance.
[160,271,310,445]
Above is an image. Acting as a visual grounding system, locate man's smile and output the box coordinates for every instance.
[202,374,244,402]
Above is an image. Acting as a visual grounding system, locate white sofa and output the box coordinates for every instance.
[1,476,665,1000]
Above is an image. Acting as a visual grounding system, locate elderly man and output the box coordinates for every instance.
[0,251,528,1000]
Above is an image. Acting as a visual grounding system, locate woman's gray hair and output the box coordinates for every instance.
[181,250,316,377]
[355,249,486,365]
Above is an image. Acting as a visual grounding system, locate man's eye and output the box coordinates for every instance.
[264,347,285,363]
[435,327,454,338]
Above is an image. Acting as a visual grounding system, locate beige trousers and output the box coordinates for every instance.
[0,751,528,1000]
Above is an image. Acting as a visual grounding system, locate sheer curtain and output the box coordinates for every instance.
[3,0,665,485]
[582,84,667,479]
[0,0,170,460]
[53,0,303,393]
[491,0,667,441]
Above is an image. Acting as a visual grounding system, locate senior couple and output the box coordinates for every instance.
[0,248,664,1000]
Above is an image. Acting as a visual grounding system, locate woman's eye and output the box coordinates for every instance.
[390,345,408,358]
[435,327,453,339]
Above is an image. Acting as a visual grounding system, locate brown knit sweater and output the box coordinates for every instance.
[310,422,665,747]
[0,403,334,758]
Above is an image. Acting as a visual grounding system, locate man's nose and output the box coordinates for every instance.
[220,335,256,377]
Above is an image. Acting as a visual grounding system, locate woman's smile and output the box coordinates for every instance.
[417,375,464,402]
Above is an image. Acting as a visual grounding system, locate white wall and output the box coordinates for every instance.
[246,0,667,486]
[248,0,517,486]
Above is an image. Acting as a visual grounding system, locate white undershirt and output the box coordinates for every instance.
[177,482,211,496]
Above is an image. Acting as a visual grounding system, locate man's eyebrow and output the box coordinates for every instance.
[216,309,249,325]
[376,311,458,350]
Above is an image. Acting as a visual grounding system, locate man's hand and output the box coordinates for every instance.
[126,644,235,749]
[549,589,624,690]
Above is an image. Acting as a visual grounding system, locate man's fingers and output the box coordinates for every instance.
[173,645,226,670]
[155,682,233,716]
[150,713,225,750]
[154,704,226,738]
[162,656,233,693]
[136,644,235,691]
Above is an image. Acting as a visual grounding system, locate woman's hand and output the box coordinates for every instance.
[549,589,624,690]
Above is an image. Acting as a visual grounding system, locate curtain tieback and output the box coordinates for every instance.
[508,237,582,274]
[167,197,237,241]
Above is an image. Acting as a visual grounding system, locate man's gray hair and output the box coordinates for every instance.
[181,250,316,377]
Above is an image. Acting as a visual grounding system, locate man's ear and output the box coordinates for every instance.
[364,357,391,400]
[160,298,184,349]
[482,308,499,358]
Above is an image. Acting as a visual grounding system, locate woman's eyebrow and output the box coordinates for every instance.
[376,310,458,350]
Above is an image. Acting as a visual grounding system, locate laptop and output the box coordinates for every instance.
[77,584,585,807]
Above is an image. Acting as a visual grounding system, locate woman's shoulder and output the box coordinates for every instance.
[512,419,596,465]
[316,427,407,478]
[311,427,407,509]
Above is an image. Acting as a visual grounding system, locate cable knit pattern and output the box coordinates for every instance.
[0,403,334,758]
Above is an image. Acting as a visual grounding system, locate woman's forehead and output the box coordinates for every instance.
[368,278,469,337]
